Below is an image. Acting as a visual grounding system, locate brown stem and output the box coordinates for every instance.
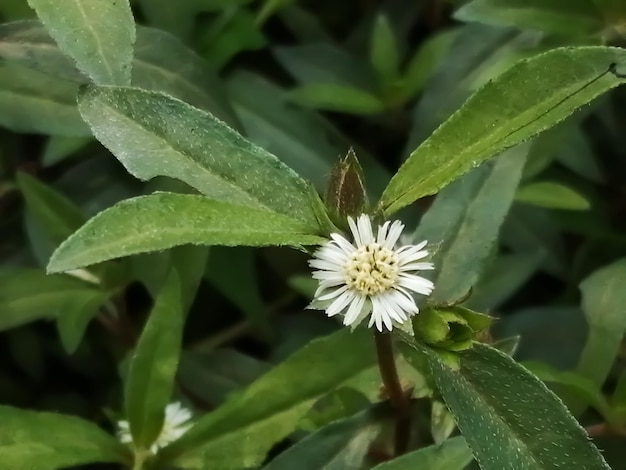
[374,330,411,456]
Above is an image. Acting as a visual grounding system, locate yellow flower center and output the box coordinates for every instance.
[344,243,399,295]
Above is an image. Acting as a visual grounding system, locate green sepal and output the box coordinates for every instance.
[324,148,369,228]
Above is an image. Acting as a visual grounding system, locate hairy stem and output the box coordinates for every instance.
[374,330,412,456]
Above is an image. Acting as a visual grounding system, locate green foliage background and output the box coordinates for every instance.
[1,0,626,469]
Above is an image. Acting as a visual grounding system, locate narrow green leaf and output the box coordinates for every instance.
[17,172,84,246]
[290,83,385,115]
[516,181,591,210]
[159,328,376,469]
[0,405,129,469]
[125,270,183,449]
[263,410,381,470]
[370,15,400,85]
[56,290,109,354]
[0,62,88,136]
[0,21,239,124]
[413,144,528,304]
[0,268,103,330]
[26,0,135,85]
[372,436,473,470]
[77,85,323,229]
[577,258,626,390]
[380,46,626,215]
[43,136,92,166]
[454,0,604,36]
[400,341,610,470]
[47,193,326,274]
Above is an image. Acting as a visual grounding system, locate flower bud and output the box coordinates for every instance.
[324,148,368,226]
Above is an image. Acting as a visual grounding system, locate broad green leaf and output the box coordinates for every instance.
[454,0,604,36]
[0,405,129,469]
[0,268,103,330]
[413,144,528,304]
[159,328,376,469]
[370,15,399,85]
[372,436,473,470]
[0,21,239,124]
[17,172,84,246]
[524,361,613,421]
[401,341,609,470]
[47,193,326,274]
[380,46,626,215]
[577,258,626,390]
[515,181,591,210]
[125,270,183,449]
[0,62,88,135]
[77,85,326,229]
[263,410,381,470]
[290,84,385,115]
[26,0,135,85]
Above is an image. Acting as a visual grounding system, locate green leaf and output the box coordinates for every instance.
[370,15,400,85]
[379,46,626,215]
[577,258,626,390]
[454,0,605,36]
[515,181,591,210]
[0,405,129,469]
[42,136,92,166]
[159,328,376,469]
[47,193,326,274]
[0,268,104,330]
[263,410,381,470]
[26,0,135,85]
[55,289,109,354]
[289,83,385,115]
[77,85,325,229]
[0,21,239,124]
[17,172,85,247]
[400,340,610,470]
[0,62,88,136]
[413,144,528,304]
[372,436,473,470]
[125,270,183,450]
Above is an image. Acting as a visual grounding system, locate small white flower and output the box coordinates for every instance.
[117,402,193,453]
[308,214,435,332]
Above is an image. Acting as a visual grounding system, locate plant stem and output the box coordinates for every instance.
[374,330,412,456]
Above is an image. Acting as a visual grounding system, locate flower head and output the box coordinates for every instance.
[117,402,192,453]
[309,214,434,332]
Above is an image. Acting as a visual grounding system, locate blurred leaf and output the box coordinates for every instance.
[198,8,266,68]
[0,62,88,136]
[178,349,270,406]
[455,0,604,36]
[0,21,239,125]
[258,0,295,24]
[516,181,591,210]
[413,144,528,304]
[42,136,91,167]
[170,245,209,312]
[274,43,377,90]
[397,29,457,102]
[206,247,270,336]
[430,400,457,445]
[0,0,34,20]
[0,405,129,469]
[17,172,84,247]
[401,340,610,470]
[125,270,183,450]
[289,83,385,115]
[524,361,613,421]
[577,258,626,390]
[263,410,381,470]
[0,268,103,330]
[370,15,399,86]
[555,126,604,183]
[47,193,326,274]
[26,0,135,85]
[380,46,626,215]
[77,85,327,230]
[160,328,376,469]
[372,436,473,470]
[55,290,109,354]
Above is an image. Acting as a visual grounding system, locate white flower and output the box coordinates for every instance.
[117,402,193,453]
[309,214,435,332]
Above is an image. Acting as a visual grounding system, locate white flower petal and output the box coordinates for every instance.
[343,294,366,326]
